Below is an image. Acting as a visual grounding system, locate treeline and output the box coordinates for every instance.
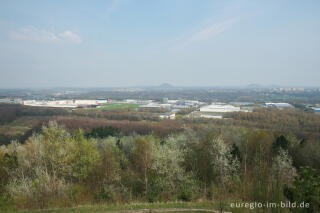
[18,117,183,142]
[0,116,183,146]
[0,103,164,124]
[0,122,319,212]
[54,117,183,137]
[217,108,320,140]
[224,108,320,132]
[74,109,161,122]
[0,104,69,124]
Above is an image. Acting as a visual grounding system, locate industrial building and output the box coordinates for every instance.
[159,113,176,120]
[312,107,320,113]
[265,102,294,109]
[22,99,108,108]
[200,103,242,113]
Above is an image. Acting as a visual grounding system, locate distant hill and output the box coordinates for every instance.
[246,84,263,88]
[157,83,174,88]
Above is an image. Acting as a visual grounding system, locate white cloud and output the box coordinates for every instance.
[10,26,59,42]
[182,18,236,46]
[59,31,82,43]
[10,26,82,44]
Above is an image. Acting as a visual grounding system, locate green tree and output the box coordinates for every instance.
[131,136,153,197]
[87,126,120,138]
[284,167,320,213]
[151,135,196,201]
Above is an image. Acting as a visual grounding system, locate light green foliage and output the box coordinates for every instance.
[12,121,99,182]
[131,136,155,195]
[152,136,184,180]
[151,135,195,198]
[270,148,297,207]
[94,136,118,154]
[273,149,297,185]
[183,131,239,187]
[119,135,137,158]
[4,121,100,208]
[7,168,71,209]
[241,130,273,201]
[208,135,239,185]
[90,137,125,203]
[68,130,99,182]
[0,120,318,211]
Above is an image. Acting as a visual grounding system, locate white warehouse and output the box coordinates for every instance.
[200,103,241,113]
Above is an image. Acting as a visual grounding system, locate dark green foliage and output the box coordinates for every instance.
[284,167,320,212]
[178,184,193,201]
[273,135,289,153]
[0,104,68,125]
[146,178,161,202]
[87,126,120,138]
[230,143,242,162]
[0,134,13,146]
[19,124,43,143]
[3,153,18,170]
[94,188,113,203]
[294,140,320,171]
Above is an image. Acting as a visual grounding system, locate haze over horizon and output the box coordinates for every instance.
[1,0,320,88]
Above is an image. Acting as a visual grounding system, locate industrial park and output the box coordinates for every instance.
[2,95,319,121]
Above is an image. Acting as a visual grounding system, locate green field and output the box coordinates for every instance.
[97,103,142,111]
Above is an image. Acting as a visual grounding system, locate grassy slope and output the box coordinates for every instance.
[1,201,237,213]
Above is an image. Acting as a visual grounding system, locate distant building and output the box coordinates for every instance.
[265,103,294,109]
[200,114,223,119]
[139,103,162,108]
[0,99,10,103]
[22,99,107,108]
[312,107,320,113]
[125,99,137,103]
[162,98,168,103]
[139,103,171,109]
[159,113,176,120]
[0,98,22,104]
[200,103,241,113]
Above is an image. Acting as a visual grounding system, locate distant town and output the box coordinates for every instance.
[1,94,319,120]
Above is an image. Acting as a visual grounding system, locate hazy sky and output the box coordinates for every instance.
[1,0,320,88]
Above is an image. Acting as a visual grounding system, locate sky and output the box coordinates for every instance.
[0,0,320,88]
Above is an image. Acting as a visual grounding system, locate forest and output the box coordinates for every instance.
[0,119,319,212]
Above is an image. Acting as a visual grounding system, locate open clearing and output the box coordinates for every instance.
[97,103,142,111]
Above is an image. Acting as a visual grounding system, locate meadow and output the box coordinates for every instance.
[96,103,142,111]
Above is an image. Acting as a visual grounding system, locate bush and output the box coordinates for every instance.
[94,187,113,203]
[7,170,71,209]
[178,184,193,201]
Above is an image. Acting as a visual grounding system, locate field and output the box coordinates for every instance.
[96,103,142,111]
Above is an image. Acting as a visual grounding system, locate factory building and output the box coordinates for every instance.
[265,103,294,109]
[200,103,241,113]
[22,99,108,108]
